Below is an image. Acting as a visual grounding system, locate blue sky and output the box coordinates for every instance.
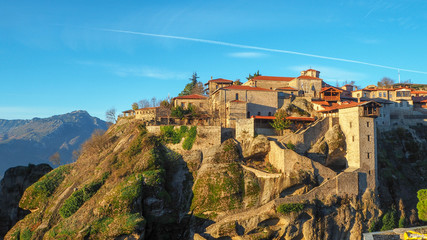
[1,0,427,120]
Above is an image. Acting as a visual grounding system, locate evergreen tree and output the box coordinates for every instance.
[179,72,204,96]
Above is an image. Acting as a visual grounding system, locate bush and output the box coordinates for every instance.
[20,165,72,209]
[160,125,187,144]
[399,216,406,228]
[59,173,109,218]
[417,189,427,221]
[126,126,148,158]
[182,126,197,150]
[286,142,295,150]
[20,228,32,240]
[277,203,304,214]
[381,208,397,231]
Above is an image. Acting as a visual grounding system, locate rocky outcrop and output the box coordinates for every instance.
[0,164,52,239]
[308,124,347,170]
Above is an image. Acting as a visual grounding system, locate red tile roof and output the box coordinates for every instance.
[411,90,427,94]
[312,101,330,106]
[208,78,233,83]
[306,69,318,71]
[297,75,322,80]
[172,94,208,100]
[252,76,295,82]
[250,116,315,122]
[276,86,297,91]
[224,85,273,91]
[320,86,343,92]
[421,99,427,103]
[318,101,367,112]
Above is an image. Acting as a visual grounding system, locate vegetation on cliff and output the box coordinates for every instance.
[7,120,193,239]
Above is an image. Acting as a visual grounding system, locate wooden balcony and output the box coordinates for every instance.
[323,95,340,102]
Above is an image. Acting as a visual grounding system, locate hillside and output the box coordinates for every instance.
[0,111,108,177]
[5,119,427,239]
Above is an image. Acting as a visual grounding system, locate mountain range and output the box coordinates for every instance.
[0,110,108,177]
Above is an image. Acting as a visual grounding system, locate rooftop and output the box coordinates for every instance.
[224,85,273,91]
[172,94,208,100]
[297,75,322,80]
[252,76,295,82]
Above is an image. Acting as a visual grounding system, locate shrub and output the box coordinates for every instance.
[417,189,427,221]
[286,142,296,150]
[182,126,197,150]
[381,208,397,231]
[20,165,72,209]
[59,173,109,218]
[20,228,32,240]
[399,216,406,228]
[277,203,304,214]
[126,126,148,158]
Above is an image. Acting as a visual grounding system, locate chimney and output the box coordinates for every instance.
[211,76,213,80]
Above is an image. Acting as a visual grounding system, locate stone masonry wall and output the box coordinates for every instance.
[280,117,329,153]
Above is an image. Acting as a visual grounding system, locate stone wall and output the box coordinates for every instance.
[280,117,329,153]
[236,118,255,140]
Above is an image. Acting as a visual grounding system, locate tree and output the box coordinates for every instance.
[105,108,116,123]
[132,102,139,110]
[233,79,242,85]
[179,72,204,96]
[378,77,395,88]
[49,152,61,166]
[72,149,81,162]
[270,109,291,135]
[417,189,427,221]
[138,99,150,109]
[246,70,261,80]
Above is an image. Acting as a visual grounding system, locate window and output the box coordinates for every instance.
[247,111,250,118]
[364,93,367,97]
[368,135,371,141]
[379,92,382,97]
[257,112,261,116]
[372,93,375,98]
[367,152,370,159]
[235,93,239,100]
[400,102,403,107]
[268,112,272,116]
[181,103,185,108]
[367,122,370,127]
[350,122,352,128]
[352,136,355,142]
[390,93,393,98]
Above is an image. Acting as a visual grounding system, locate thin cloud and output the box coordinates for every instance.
[228,52,267,58]
[76,60,187,80]
[93,27,427,75]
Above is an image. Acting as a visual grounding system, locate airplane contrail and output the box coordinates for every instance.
[96,27,427,75]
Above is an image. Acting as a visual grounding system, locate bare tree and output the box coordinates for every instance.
[49,152,61,166]
[72,149,81,162]
[105,108,116,123]
[138,99,150,109]
[378,77,395,88]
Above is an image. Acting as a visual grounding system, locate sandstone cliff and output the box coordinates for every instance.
[0,164,52,239]
[5,120,427,239]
